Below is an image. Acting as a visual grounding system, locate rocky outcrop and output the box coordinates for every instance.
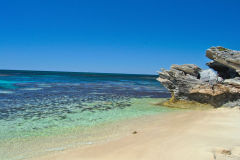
[206,47,240,77]
[157,46,240,107]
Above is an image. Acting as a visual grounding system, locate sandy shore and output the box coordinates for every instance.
[32,107,240,160]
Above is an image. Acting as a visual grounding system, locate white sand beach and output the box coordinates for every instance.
[32,107,240,160]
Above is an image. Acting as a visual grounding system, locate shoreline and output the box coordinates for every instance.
[31,107,240,160]
[0,98,175,160]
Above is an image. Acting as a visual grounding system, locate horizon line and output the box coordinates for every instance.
[0,69,158,76]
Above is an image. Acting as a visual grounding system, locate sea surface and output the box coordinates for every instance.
[0,70,172,160]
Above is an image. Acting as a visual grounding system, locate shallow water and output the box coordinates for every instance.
[0,70,172,160]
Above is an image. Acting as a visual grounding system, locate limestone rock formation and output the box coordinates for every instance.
[157,46,240,107]
[206,47,240,76]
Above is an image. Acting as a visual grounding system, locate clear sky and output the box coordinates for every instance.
[0,0,240,74]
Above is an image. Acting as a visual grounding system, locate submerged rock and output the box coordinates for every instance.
[157,46,240,107]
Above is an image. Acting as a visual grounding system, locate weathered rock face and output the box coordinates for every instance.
[157,46,240,107]
[206,46,240,78]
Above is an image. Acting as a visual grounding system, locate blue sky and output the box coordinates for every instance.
[0,0,240,74]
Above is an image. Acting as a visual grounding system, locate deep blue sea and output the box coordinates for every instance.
[0,70,171,160]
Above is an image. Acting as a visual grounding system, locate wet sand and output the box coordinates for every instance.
[32,107,240,160]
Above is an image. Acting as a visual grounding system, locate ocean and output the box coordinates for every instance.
[0,70,172,160]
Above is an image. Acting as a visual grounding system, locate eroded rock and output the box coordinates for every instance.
[157,46,240,107]
[171,64,201,77]
[224,78,240,86]
[206,46,240,76]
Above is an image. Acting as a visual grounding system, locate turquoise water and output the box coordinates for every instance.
[0,70,172,160]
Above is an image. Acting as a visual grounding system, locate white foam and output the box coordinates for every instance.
[21,88,42,91]
[0,90,14,94]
